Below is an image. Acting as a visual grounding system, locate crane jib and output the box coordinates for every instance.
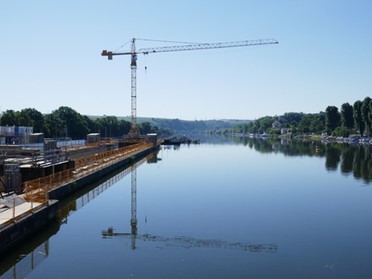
[138,39,278,55]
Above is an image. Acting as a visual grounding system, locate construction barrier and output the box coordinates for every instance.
[24,143,152,203]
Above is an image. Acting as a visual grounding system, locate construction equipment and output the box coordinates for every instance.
[101,38,279,136]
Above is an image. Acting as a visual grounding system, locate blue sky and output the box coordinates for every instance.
[1,0,371,120]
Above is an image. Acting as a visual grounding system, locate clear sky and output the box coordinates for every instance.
[1,0,371,120]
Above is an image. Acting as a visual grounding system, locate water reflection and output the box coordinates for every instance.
[102,226,278,253]
[0,222,58,279]
[234,137,372,183]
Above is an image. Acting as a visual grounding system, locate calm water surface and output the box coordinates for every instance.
[1,137,372,279]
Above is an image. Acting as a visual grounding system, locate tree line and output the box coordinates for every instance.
[0,106,163,139]
[229,97,372,137]
[1,97,371,139]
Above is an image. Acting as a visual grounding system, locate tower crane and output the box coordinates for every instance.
[101,38,278,136]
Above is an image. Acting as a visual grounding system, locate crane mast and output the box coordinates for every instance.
[130,39,138,136]
[102,38,278,136]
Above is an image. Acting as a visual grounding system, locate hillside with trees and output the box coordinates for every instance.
[1,97,370,140]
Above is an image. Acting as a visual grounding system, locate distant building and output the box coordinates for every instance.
[29,133,44,144]
[0,126,33,144]
[281,128,291,135]
[272,120,281,128]
[87,133,101,145]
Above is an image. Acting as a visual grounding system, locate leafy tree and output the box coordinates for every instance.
[361,97,371,136]
[325,106,341,134]
[138,122,153,134]
[340,102,354,130]
[118,120,131,136]
[49,106,89,139]
[95,116,119,138]
[257,116,275,133]
[333,126,350,137]
[83,115,96,133]
[353,100,365,136]
[1,110,18,126]
[18,108,44,132]
[298,115,312,134]
[282,112,303,125]
[44,113,64,138]
[314,112,326,134]
[369,100,372,131]
[297,113,325,134]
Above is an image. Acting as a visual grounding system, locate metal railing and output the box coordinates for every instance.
[23,143,152,203]
[0,196,45,229]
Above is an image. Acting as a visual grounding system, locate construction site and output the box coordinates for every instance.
[0,132,160,255]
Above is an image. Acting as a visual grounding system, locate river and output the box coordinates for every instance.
[1,136,372,279]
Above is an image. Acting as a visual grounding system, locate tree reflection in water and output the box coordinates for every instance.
[234,137,372,183]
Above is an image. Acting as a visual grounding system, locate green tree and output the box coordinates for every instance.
[138,122,153,134]
[50,106,89,139]
[325,106,341,134]
[257,116,275,133]
[118,120,131,136]
[314,112,326,134]
[282,112,303,125]
[18,108,44,132]
[44,113,64,138]
[333,126,350,137]
[95,116,119,138]
[369,100,372,131]
[340,102,354,130]
[83,115,96,134]
[353,100,365,136]
[1,110,18,126]
[298,115,312,134]
[361,97,371,136]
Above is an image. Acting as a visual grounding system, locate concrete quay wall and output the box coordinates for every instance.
[0,200,59,256]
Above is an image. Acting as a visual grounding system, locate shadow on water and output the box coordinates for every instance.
[0,151,159,279]
[231,136,372,184]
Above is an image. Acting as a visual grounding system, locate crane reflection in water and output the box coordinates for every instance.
[101,159,278,253]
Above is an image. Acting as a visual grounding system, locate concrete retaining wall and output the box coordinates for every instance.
[0,200,59,255]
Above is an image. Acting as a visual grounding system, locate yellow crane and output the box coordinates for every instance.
[101,38,278,136]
